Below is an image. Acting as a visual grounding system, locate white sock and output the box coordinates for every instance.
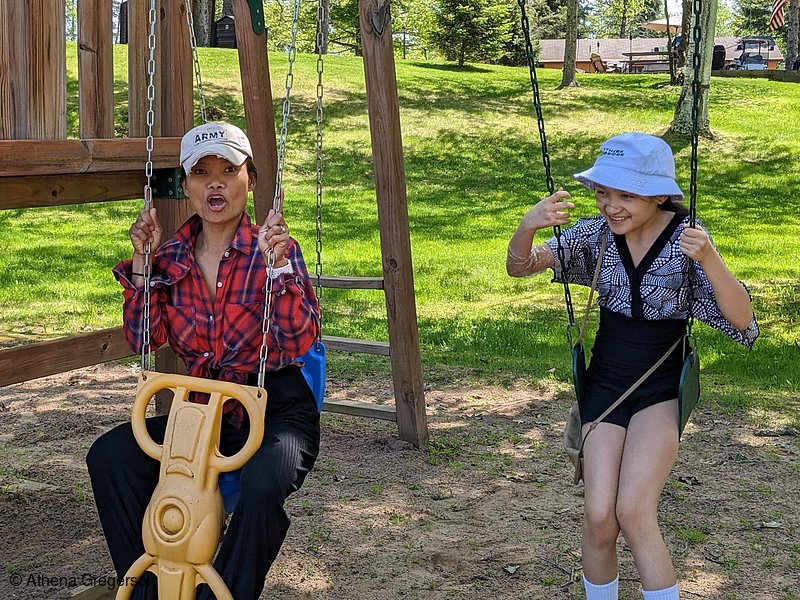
[641,582,680,600]
[583,575,618,600]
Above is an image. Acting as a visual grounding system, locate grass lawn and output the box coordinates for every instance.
[1,44,798,425]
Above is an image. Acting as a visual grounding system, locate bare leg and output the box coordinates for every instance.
[581,422,627,585]
[615,399,680,591]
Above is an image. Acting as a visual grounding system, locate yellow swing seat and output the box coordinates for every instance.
[115,371,267,600]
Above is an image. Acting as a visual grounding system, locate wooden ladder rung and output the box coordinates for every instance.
[322,399,396,421]
[323,336,390,356]
[317,275,384,290]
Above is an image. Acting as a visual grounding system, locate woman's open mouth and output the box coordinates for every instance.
[207,194,227,211]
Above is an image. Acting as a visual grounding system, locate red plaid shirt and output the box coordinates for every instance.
[114,212,320,427]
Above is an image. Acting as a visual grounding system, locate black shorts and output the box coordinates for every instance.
[581,308,687,428]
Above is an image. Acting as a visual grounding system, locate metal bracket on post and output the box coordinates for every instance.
[151,168,185,199]
[246,0,266,35]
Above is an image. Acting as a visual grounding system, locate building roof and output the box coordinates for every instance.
[539,37,784,66]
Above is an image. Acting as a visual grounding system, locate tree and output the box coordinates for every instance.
[730,0,771,35]
[532,0,591,39]
[668,0,718,137]
[191,0,214,47]
[560,0,579,87]
[328,0,362,56]
[222,0,234,17]
[393,0,437,60]
[591,0,661,38]
[786,0,799,70]
[431,0,514,66]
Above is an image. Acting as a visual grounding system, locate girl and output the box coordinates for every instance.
[507,132,758,600]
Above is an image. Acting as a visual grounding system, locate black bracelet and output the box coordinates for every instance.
[131,271,145,277]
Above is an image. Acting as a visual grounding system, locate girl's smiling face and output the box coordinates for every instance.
[594,185,667,235]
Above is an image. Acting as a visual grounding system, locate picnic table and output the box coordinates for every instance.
[621,50,673,73]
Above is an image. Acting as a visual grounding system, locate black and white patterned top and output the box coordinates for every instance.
[545,213,759,348]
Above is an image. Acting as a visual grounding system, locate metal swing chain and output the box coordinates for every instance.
[314,0,326,340]
[258,0,303,389]
[517,0,577,340]
[273,0,303,211]
[686,0,703,341]
[184,0,208,123]
[140,0,159,372]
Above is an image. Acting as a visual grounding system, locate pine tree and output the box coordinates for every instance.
[431,0,513,66]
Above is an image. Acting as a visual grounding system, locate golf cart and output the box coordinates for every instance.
[728,36,776,71]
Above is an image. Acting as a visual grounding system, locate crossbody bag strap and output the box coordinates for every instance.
[581,334,683,450]
[575,232,608,347]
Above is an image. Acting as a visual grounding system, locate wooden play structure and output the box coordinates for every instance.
[1,1,428,596]
[0,0,428,448]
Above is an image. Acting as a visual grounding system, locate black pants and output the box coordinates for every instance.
[87,366,320,600]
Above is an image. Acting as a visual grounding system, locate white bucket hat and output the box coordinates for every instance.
[573,132,684,201]
[180,122,253,173]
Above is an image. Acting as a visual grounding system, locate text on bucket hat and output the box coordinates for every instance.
[180,122,253,173]
[573,132,684,201]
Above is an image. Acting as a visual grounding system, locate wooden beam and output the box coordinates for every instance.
[0,171,149,210]
[0,328,134,388]
[323,336,390,356]
[318,275,384,290]
[0,328,392,389]
[233,0,278,222]
[78,0,115,138]
[0,138,181,177]
[359,0,428,448]
[322,399,396,421]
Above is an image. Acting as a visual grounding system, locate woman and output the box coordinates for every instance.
[507,133,758,600]
[88,122,321,600]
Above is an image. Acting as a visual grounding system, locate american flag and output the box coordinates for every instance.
[770,0,788,30]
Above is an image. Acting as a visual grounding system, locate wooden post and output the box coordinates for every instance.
[78,0,115,138]
[0,1,66,139]
[233,0,277,222]
[0,1,18,139]
[358,0,428,447]
[128,0,161,137]
[154,0,195,412]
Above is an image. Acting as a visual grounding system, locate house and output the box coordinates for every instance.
[537,37,785,72]
[212,14,236,49]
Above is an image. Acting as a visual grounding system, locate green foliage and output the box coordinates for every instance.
[587,0,664,38]
[430,0,514,66]
[328,0,363,55]
[730,0,778,37]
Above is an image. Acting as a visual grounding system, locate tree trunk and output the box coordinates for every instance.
[668,0,718,137]
[191,0,213,47]
[459,43,465,67]
[787,0,799,70]
[222,0,233,17]
[559,0,579,88]
[619,0,628,38]
[665,4,677,84]
[676,0,691,68]
[315,0,330,54]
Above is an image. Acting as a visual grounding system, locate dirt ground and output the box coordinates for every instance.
[0,364,798,600]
